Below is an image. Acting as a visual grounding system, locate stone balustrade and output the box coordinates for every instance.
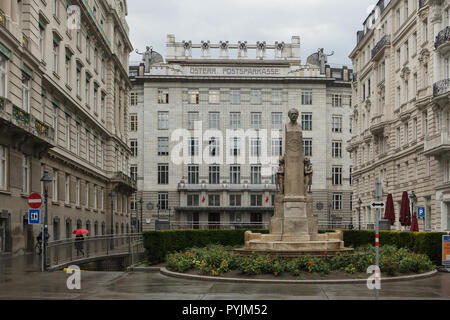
[424,132,449,155]
[433,78,450,97]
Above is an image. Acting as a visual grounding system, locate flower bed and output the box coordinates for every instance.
[165,244,434,278]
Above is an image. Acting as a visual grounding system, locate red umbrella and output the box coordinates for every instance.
[384,193,395,226]
[72,229,89,235]
[410,211,419,232]
[399,191,411,227]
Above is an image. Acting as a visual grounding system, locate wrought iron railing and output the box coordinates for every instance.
[435,26,450,50]
[113,171,137,189]
[46,234,143,269]
[371,35,391,59]
[433,78,450,97]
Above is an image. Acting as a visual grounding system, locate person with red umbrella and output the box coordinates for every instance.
[73,229,89,256]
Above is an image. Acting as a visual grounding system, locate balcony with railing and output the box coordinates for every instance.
[424,132,450,155]
[370,114,388,135]
[433,78,450,97]
[435,26,450,51]
[0,97,55,147]
[371,35,391,60]
[111,171,137,192]
[178,181,277,192]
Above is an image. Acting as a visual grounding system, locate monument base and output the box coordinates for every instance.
[236,229,353,258]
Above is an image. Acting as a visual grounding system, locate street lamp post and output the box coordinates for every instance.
[357,198,362,230]
[139,197,143,233]
[40,171,52,272]
[109,190,116,249]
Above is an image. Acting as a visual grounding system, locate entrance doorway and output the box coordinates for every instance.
[65,219,72,239]
[208,212,220,229]
[23,218,34,252]
[0,218,6,253]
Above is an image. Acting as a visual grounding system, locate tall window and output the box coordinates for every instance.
[65,174,70,204]
[76,66,81,96]
[65,115,71,149]
[188,89,199,104]
[158,137,169,156]
[188,138,198,156]
[157,192,168,210]
[209,112,220,129]
[332,166,342,185]
[251,112,262,130]
[250,89,262,104]
[333,193,342,210]
[208,137,219,156]
[130,114,138,132]
[332,94,342,107]
[229,194,241,207]
[272,112,282,130]
[230,137,240,156]
[130,139,138,157]
[130,166,137,181]
[332,141,342,158]
[39,26,45,58]
[301,89,312,105]
[65,54,71,85]
[94,48,98,71]
[93,86,98,114]
[332,116,343,133]
[250,138,261,157]
[101,93,105,121]
[52,170,58,200]
[158,164,169,184]
[423,111,428,136]
[0,55,6,98]
[130,92,138,105]
[230,112,240,130]
[272,138,283,156]
[158,111,169,129]
[187,194,199,207]
[272,89,282,105]
[187,111,199,130]
[188,165,199,184]
[53,39,59,73]
[158,89,169,104]
[85,77,90,106]
[76,123,80,155]
[251,165,261,184]
[423,19,428,42]
[250,194,262,206]
[301,113,312,131]
[230,165,240,184]
[21,75,30,113]
[76,178,80,206]
[209,90,220,104]
[209,165,220,184]
[53,0,59,17]
[0,146,7,190]
[208,194,220,206]
[303,138,312,156]
[230,89,240,104]
[86,36,91,60]
[101,57,105,80]
[22,155,30,194]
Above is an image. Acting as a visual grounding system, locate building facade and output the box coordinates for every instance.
[0,0,134,255]
[129,35,353,231]
[348,0,450,232]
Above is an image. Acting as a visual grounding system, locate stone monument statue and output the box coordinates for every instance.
[135,46,153,72]
[238,108,350,256]
[317,48,334,74]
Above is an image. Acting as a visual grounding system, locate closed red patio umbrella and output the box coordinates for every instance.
[384,193,395,226]
[399,191,411,228]
[410,211,419,232]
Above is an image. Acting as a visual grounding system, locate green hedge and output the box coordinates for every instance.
[143,229,269,263]
[343,230,446,263]
[143,229,446,264]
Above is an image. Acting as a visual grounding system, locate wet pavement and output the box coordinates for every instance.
[1,254,450,300]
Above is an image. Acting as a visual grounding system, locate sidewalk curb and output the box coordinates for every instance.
[127,266,161,272]
[159,267,438,284]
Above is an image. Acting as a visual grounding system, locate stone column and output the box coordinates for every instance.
[284,123,304,199]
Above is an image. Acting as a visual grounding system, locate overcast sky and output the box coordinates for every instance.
[127,0,375,67]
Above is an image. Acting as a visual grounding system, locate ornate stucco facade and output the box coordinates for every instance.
[0,0,134,255]
[129,35,353,231]
[348,0,450,232]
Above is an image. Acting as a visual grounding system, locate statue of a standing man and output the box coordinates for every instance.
[135,46,153,72]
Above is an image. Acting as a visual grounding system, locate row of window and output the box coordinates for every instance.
[153,111,349,131]
[151,163,351,186]
[130,137,340,159]
[139,89,348,106]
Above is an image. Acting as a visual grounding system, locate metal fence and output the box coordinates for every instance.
[46,234,143,269]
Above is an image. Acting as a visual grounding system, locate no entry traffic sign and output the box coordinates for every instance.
[28,193,42,209]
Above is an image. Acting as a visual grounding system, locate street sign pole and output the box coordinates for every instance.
[375,179,382,301]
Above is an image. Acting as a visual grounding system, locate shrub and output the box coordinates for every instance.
[306,257,330,274]
[328,253,354,271]
[286,255,312,274]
